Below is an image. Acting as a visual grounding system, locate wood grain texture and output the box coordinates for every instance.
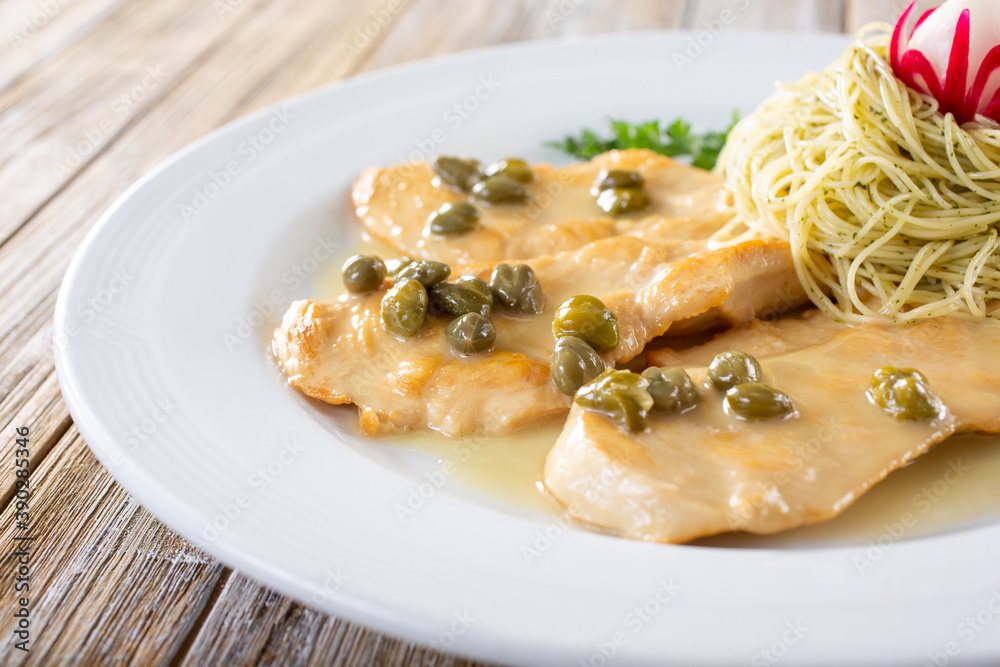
[845,0,915,32]
[358,0,687,73]
[683,0,844,32]
[0,1,861,665]
[0,429,223,666]
[178,573,485,666]
[0,0,130,93]
[0,0,273,244]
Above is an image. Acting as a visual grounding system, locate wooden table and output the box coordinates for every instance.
[0,0,900,664]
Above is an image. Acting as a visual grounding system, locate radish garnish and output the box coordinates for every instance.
[891,0,1000,124]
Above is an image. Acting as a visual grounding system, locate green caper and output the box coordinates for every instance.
[575,369,654,433]
[426,201,480,236]
[471,174,530,205]
[484,157,534,183]
[430,281,493,318]
[641,367,700,413]
[708,351,763,391]
[433,156,482,191]
[868,367,943,421]
[551,336,605,396]
[489,263,544,315]
[396,259,451,289]
[454,275,493,306]
[594,169,644,191]
[596,187,651,215]
[381,278,428,337]
[724,383,796,421]
[445,312,496,355]
[342,254,386,294]
[552,295,619,352]
[385,256,414,277]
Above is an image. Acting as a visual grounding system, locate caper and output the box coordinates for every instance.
[490,263,544,315]
[575,369,654,433]
[594,169,644,191]
[724,383,796,421]
[342,254,386,294]
[381,278,428,337]
[430,281,493,318]
[433,156,482,191]
[385,256,414,277]
[485,157,534,183]
[641,367,700,413]
[868,367,943,421]
[708,351,763,391]
[551,336,605,396]
[471,174,530,205]
[396,259,451,289]
[552,295,619,352]
[454,275,493,305]
[446,312,496,355]
[426,201,480,236]
[596,187,650,215]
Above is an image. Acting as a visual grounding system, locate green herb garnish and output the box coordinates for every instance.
[545,112,739,170]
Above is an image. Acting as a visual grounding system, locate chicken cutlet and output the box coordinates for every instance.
[545,317,1000,543]
[272,237,806,436]
[352,149,732,264]
[646,308,846,368]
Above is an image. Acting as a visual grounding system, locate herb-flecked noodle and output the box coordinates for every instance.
[714,25,1000,324]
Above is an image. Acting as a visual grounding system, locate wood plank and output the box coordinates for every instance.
[178,573,490,666]
[845,0,912,33]
[0,367,72,508]
[562,0,687,34]
[0,0,131,94]
[684,0,845,32]
[176,573,292,665]
[0,289,58,422]
[234,0,413,108]
[359,0,686,73]
[0,428,225,665]
[0,0,271,245]
[0,284,75,509]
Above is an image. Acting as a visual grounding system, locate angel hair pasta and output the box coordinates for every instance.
[715,25,1000,324]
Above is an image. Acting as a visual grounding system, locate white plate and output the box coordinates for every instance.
[54,32,1000,666]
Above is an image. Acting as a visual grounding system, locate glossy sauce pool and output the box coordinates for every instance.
[316,237,1000,548]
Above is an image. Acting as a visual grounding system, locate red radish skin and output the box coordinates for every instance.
[891,0,1000,124]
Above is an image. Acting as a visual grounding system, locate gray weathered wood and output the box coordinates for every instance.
[684,0,844,32]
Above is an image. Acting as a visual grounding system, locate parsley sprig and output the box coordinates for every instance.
[545,112,739,170]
